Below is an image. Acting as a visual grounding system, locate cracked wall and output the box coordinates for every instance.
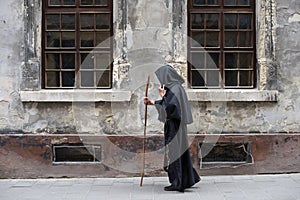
[0,0,299,134]
[0,0,24,132]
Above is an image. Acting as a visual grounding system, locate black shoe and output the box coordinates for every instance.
[164,185,184,193]
[195,176,201,184]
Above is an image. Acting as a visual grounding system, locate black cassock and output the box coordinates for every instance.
[154,65,200,191]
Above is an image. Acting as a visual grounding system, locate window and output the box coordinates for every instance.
[42,0,113,89]
[199,142,253,168]
[52,144,101,164]
[188,0,256,89]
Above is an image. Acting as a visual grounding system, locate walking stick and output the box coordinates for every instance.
[140,75,150,187]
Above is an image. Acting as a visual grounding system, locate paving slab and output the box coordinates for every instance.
[0,174,299,200]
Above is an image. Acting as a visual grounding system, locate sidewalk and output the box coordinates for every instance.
[0,174,299,200]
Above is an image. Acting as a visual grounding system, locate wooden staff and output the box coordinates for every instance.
[140,75,150,187]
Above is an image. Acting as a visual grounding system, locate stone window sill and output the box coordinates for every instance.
[186,89,278,102]
[20,90,132,102]
[20,89,278,102]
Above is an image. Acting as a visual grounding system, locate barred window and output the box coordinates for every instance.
[188,0,256,88]
[42,0,113,88]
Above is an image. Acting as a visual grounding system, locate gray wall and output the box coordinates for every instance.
[0,0,299,135]
[0,0,24,132]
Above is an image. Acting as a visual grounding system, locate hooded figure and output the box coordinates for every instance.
[144,65,200,192]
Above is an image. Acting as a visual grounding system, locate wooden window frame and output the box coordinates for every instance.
[42,0,113,89]
[188,0,257,89]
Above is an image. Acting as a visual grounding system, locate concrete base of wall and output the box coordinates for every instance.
[0,134,299,178]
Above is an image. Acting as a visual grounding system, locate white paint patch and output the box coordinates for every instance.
[288,13,300,23]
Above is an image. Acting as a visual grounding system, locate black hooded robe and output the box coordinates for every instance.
[154,65,200,191]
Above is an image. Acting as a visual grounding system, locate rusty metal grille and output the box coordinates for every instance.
[188,0,256,88]
[42,0,113,88]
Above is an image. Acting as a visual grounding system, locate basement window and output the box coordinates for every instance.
[199,142,253,168]
[52,144,101,164]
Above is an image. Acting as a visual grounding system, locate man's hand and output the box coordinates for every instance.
[158,85,165,98]
[144,97,154,105]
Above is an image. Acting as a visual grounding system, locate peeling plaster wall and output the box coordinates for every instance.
[0,0,24,132]
[0,0,299,135]
[273,0,300,132]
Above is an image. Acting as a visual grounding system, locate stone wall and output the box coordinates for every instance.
[1,134,299,178]
[0,0,299,135]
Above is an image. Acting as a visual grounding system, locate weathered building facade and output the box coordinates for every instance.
[0,0,299,178]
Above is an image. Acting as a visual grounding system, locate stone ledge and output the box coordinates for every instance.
[20,90,132,102]
[20,89,278,102]
[187,89,278,102]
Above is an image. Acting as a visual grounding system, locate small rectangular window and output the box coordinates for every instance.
[199,142,253,167]
[52,144,101,164]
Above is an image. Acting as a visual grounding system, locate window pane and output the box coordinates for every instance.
[192,14,204,29]
[62,72,75,87]
[62,14,75,29]
[81,32,94,47]
[96,32,110,47]
[224,0,236,5]
[81,14,94,29]
[191,31,204,47]
[81,53,94,69]
[240,53,253,69]
[47,72,60,87]
[239,14,252,29]
[191,69,205,87]
[206,70,219,86]
[225,31,238,47]
[239,31,252,47]
[81,71,94,87]
[63,0,75,5]
[62,54,75,69]
[46,15,60,30]
[191,52,205,69]
[49,0,62,5]
[225,53,238,69]
[46,32,60,47]
[95,0,108,6]
[62,32,75,47]
[225,14,237,29]
[95,53,111,70]
[206,32,219,47]
[225,70,238,86]
[193,0,206,5]
[46,53,60,69]
[207,52,220,69]
[240,71,252,86]
[207,0,219,5]
[81,0,93,5]
[206,14,219,29]
[96,14,110,29]
[96,71,110,87]
[237,0,249,5]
